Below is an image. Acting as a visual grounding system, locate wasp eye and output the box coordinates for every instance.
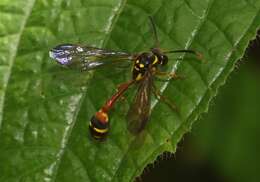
[160,55,168,65]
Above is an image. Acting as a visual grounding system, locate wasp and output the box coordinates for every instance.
[49,17,202,140]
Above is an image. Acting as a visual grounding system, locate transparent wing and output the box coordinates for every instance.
[126,73,152,134]
[49,44,134,71]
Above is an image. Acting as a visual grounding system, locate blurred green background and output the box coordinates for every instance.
[141,33,259,182]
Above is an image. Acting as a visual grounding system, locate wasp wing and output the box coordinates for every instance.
[49,44,134,71]
[126,73,152,134]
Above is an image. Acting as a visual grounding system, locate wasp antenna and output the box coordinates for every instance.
[163,49,197,54]
[163,49,205,63]
[148,16,159,47]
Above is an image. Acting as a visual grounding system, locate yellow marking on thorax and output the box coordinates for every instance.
[134,66,140,71]
[135,73,143,81]
[152,55,159,65]
[139,64,144,68]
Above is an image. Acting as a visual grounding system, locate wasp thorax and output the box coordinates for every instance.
[132,53,155,81]
[135,52,155,69]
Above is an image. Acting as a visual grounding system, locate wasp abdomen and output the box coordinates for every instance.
[89,110,109,140]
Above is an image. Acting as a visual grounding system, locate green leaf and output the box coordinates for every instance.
[0,0,259,181]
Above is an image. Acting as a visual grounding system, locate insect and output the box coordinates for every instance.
[49,16,202,140]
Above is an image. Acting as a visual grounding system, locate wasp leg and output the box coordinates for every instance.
[155,70,185,80]
[151,83,179,114]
